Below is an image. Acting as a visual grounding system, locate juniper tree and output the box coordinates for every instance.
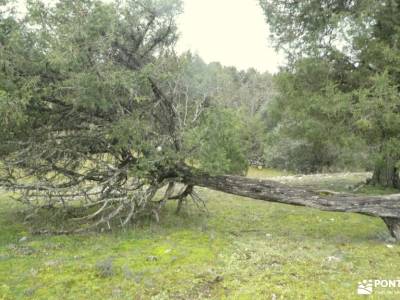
[0,0,251,230]
[1,0,400,239]
[260,0,400,186]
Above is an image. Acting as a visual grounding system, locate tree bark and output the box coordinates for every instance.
[182,172,400,240]
[370,160,400,189]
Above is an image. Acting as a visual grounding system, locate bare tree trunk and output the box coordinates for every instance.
[182,172,400,240]
[370,160,400,189]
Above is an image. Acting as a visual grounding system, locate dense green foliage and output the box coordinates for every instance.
[264,58,367,173]
[0,0,275,229]
[0,0,274,178]
[162,52,274,168]
[260,0,400,184]
[185,108,249,175]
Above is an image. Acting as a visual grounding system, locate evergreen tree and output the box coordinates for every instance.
[260,0,400,186]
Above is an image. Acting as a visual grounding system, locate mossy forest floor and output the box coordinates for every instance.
[1,169,400,299]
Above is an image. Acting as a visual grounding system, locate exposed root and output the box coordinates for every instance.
[382,217,400,241]
[190,189,209,214]
[169,185,207,215]
[175,185,192,214]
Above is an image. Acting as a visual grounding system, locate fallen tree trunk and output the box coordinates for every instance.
[182,172,400,240]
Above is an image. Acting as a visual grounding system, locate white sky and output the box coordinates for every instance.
[176,0,285,74]
[13,0,284,73]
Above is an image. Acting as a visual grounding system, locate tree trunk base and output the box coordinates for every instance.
[370,161,400,189]
[382,217,400,240]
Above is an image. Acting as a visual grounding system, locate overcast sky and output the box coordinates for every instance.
[176,0,285,74]
[13,0,284,73]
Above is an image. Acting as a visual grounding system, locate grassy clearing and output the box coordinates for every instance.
[1,168,400,299]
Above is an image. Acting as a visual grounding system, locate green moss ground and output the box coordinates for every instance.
[1,169,400,299]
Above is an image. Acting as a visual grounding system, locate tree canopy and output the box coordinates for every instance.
[260,0,400,185]
[0,0,275,230]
